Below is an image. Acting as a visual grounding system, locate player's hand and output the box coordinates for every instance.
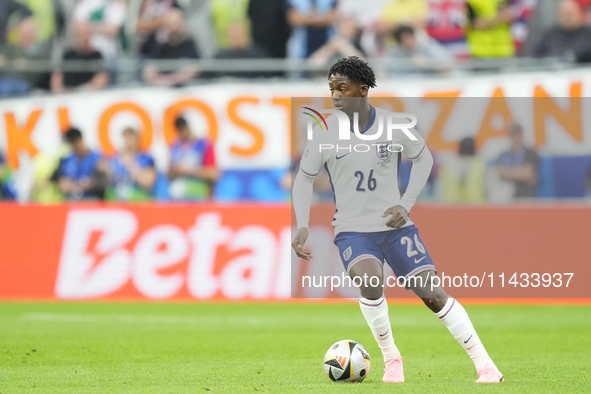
[382,205,409,229]
[292,227,313,260]
[58,178,76,193]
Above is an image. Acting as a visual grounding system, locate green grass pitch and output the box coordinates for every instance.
[0,302,589,393]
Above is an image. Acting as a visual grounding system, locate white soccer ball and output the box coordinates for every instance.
[323,340,371,382]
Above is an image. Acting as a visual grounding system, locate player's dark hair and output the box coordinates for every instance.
[175,116,188,130]
[328,56,376,89]
[122,127,138,136]
[459,137,476,156]
[510,123,523,135]
[64,127,83,143]
[393,25,415,44]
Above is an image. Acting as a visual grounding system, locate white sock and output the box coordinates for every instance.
[436,298,496,371]
[359,297,401,362]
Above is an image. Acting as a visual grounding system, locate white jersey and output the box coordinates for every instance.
[299,106,427,235]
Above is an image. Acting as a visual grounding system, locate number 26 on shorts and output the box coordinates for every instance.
[401,234,425,257]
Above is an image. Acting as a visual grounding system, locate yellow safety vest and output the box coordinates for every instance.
[466,0,515,58]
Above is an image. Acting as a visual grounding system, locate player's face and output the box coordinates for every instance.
[177,125,191,141]
[123,132,139,152]
[329,73,368,114]
[510,131,525,150]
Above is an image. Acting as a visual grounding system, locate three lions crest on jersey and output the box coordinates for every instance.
[376,142,393,161]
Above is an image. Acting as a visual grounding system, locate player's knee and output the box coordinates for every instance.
[408,270,445,296]
[359,282,384,300]
[412,283,446,300]
[421,297,447,313]
[360,287,383,300]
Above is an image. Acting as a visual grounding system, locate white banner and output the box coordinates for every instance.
[1,68,590,170]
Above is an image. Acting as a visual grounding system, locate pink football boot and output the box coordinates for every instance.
[476,363,504,383]
[383,357,404,383]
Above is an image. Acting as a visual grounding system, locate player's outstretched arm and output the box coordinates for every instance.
[292,170,315,260]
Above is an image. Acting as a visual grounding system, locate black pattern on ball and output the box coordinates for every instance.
[348,341,357,355]
[324,358,343,371]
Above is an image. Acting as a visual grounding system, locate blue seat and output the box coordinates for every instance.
[215,169,289,202]
[536,156,555,198]
[154,172,170,201]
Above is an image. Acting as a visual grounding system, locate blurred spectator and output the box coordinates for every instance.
[495,124,539,199]
[0,152,16,200]
[72,0,126,63]
[210,0,251,50]
[213,22,271,78]
[0,0,33,49]
[32,151,65,204]
[388,25,455,73]
[338,0,390,26]
[287,0,338,59]
[248,0,290,58]
[309,16,365,67]
[0,153,5,199]
[6,0,61,46]
[0,153,4,190]
[0,17,51,96]
[142,10,200,87]
[586,165,591,199]
[168,116,218,201]
[378,0,429,47]
[103,128,156,202]
[57,127,106,201]
[337,0,392,57]
[465,0,515,58]
[136,0,182,57]
[425,0,468,59]
[533,0,591,63]
[508,0,537,54]
[50,23,109,93]
[440,137,485,203]
[574,0,591,25]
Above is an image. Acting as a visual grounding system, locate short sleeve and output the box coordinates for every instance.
[401,127,427,160]
[496,151,509,166]
[142,155,155,168]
